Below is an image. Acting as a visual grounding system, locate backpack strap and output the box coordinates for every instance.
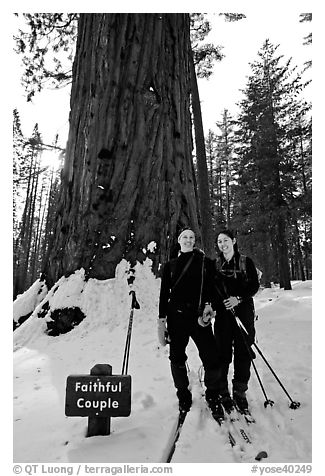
[170,254,195,293]
[198,254,205,312]
[239,254,247,279]
[215,255,222,271]
[215,253,247,280]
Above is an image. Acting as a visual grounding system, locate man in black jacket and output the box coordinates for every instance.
[158,229,222,416]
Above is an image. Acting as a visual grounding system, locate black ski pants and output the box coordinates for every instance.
[167,307,221,394]
[214,306,255,395]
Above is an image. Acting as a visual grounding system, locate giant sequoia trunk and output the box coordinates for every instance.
[189,51,214,257]
[45,14,202,285]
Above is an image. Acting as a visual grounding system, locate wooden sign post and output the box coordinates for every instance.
[65,364,131,437]
[88,364,112,437]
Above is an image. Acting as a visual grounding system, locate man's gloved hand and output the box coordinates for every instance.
[198,303,216,327]
[157,318,170,346]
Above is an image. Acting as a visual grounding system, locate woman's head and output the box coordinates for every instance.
[178,228,195,253]
[216,229,238,256]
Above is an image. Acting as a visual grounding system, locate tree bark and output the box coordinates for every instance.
[189,49,215,257]
[45,14,201,285]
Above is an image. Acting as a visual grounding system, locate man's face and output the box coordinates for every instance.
[178,229,195,252]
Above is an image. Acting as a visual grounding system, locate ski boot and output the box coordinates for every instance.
[177,388,192,413]
[219,392,234,413]
[233,390,249,413]
[206,394,224,420]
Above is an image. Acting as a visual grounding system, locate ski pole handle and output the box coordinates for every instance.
[130,290,140,309]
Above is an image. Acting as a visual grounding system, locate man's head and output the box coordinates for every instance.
[178,228,195,253]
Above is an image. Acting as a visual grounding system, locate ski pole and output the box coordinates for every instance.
[213,277,273,405]
[121,290,140,374]
[230,310,274,408]
[121,271,140,375]
[121,306,133,375]
[214,276,300,409]
[232,310,300,409]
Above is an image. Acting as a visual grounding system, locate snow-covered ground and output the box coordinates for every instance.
[13,259,313,472]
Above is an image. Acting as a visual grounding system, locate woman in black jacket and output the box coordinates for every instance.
[213,229,259,413]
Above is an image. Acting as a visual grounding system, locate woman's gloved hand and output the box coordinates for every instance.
[223,296,241,310]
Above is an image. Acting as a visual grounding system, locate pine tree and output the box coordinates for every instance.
[13,122,65,297]
[13,109,25,241]
[299,13,312,70]
[40,152,64,272]
[215,109,237,228]
[285,103,312,280]
[14,124,43,296]
[14,13,78,101]
[232,40,310,289]
[205,129,218,225]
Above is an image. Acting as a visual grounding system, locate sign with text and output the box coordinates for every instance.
[65,374,131,417]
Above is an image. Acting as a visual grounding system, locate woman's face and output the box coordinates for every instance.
[217,233,236,255]
[178,229,195,253]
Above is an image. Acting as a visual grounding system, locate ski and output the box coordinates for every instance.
[210,412,237,447]
[222,404,268,461]
[197,367,266,460]
[165,410,188,463]
[203,400,237,448]
[223,406,252,444]
[233,404,256,424]
[200,392,267,461]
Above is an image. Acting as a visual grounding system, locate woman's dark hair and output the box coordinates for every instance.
[216,228,239,253]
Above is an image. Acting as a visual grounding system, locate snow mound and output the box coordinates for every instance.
[13,260,149,349]
[13,277,48,324]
